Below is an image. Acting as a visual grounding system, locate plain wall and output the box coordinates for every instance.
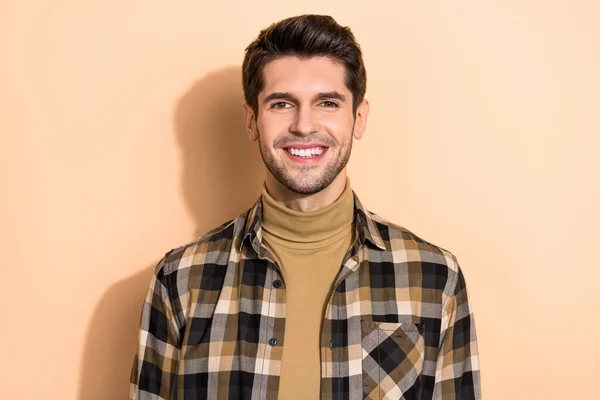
[1,1,599,398]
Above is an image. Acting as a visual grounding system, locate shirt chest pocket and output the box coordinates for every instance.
[361,320,425,400]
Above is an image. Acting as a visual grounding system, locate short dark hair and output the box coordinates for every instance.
[242,14,367,116]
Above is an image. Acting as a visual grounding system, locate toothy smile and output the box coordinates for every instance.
[284,147,326,158]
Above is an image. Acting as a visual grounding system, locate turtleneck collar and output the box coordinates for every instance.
[261,178,355,245]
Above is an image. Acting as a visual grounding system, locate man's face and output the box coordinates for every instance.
[244,56,369,195]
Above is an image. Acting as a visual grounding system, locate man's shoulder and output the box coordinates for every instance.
[157,210,250,276]
[367,210,460,274]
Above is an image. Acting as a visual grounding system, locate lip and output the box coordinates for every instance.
[281,143,330,150]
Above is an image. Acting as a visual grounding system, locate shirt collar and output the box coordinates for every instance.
[240,191,387,254]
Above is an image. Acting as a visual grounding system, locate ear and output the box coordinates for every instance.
[353,99,370,140]
[243,103,258,142]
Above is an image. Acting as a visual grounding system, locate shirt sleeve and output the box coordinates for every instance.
[433,262,482,399]
[129,259,181,400]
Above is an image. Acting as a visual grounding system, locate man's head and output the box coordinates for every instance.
[242,15,369,195]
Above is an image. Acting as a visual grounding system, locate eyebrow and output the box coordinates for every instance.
[316,91,347,102]
[262,91,347,105]
[263,92,297,105]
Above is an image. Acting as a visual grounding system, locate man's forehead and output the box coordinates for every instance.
[260,56,348,95]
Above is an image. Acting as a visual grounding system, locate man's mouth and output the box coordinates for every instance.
[284,147,327,158]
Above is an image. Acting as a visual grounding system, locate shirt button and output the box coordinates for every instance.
[272,279,282,288]
[268,338,278,346]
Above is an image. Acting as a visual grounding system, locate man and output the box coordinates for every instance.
[130,14,481,400]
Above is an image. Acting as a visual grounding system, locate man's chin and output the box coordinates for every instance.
[278,174,334,195]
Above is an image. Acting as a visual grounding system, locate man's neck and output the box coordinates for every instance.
[264,170,348,212]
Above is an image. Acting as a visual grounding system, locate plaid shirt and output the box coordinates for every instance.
[130,193,481,399]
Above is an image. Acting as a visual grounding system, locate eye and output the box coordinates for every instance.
[271,102,292,109]
[319,101,339,108]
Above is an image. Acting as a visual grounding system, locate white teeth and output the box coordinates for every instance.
[287,147,325,157]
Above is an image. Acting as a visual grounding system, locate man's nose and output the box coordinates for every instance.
[290,106,319,136]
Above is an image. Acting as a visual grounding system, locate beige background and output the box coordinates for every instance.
[1,1,599,399]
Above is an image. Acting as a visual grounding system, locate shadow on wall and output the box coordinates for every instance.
[77,66,265,399]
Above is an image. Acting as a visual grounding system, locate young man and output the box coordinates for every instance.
[130,15,481,400]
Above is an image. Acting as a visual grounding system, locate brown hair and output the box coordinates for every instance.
[242,14,367,116]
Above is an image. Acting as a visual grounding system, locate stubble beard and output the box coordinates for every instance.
[257,129,353,195]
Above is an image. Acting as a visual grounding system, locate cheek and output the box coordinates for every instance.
[322,115,355,140]
[257,114,289,141]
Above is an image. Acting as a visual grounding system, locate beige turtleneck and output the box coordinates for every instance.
[261,178,356,399]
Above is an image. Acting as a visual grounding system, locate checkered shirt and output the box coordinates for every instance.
[130,193,481,399]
